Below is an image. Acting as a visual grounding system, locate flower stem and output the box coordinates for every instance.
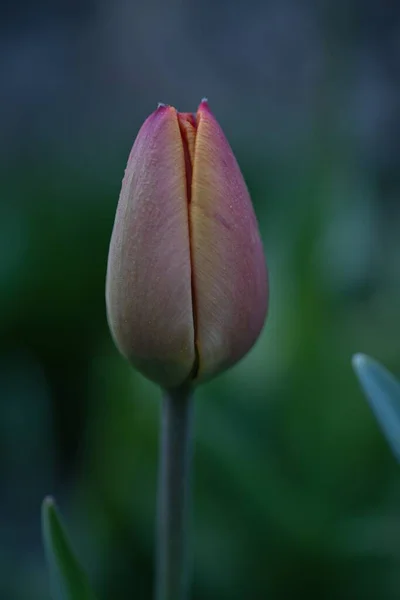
[156,386,194,600]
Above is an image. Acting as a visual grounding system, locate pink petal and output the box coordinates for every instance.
[106,105,195,388]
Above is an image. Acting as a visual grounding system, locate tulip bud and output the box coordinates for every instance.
[106,100,268,389]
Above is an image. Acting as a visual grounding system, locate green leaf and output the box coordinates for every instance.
[42,496,98,600]
[352,353,400,462]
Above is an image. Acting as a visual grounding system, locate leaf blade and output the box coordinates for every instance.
[352,353,400,462]
[42,496,97,600]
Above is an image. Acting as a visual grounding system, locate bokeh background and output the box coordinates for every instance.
[1,0,400,598]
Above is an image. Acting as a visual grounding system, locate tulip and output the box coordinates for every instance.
[106,100,268,389]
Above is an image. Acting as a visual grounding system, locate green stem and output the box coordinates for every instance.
[155,386,194,600]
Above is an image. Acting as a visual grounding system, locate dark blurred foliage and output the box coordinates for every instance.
[1,0,400,598]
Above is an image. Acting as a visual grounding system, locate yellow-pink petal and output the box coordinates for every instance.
[190,101,268,381]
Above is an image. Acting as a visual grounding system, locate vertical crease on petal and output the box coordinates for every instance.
[178,113,200,379]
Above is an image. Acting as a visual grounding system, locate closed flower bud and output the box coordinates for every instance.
[106,100,268,389]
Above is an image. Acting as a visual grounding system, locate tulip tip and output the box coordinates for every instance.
[157,102,167,109]
[198,98,211,114]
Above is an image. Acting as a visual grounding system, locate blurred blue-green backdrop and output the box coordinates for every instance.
[1,1,400,598]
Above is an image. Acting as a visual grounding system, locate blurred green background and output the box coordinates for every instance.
[1,1,400,599]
